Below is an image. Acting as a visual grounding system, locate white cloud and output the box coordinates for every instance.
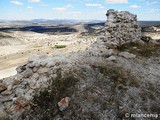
[94,10,107,15]
[149,9,160,13]
[68,12,82,15]
[85,3,104,8]
[105,0,128,4]
[68,11,82,17]
[10,1,23,5]
[52,8,66,12]
[28,0,40,3]
[27,6,32,9]
[52,4,73,12]
[65,4,73,8]
[128,5,141,8]
[147,1,160,5]
[40,3,48,7]
[138,0,145,1]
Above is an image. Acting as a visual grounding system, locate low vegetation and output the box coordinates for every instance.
[23,69,79,119]
[54,45,66,49]
[20,63,160,120]
[117,42,160,57]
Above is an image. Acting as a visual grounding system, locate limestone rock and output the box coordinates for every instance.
[106,56,116,61]
[119,52,136,59]
[0,104,8,119]
[7,84,13,91]
[0,83,7,93]
[37,67,48,74]
[16,64,26,73]
[21,68,33,78]
[141,36,151,43]
[1,90,13,95]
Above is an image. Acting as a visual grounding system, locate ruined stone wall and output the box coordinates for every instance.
[86,9,141,57]
[96,9,141,46]
[105,9,141,44]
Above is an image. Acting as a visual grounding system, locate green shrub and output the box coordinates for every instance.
[55,45,66,49]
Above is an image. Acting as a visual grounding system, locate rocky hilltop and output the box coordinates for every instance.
[0,9,160,120]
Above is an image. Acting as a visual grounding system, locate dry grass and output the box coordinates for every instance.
[117,42,160,57]
[98,65,140,88]
[23,69,79,119]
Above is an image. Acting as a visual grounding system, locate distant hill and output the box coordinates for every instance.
[84,21,160,28]
[0,19,105,25]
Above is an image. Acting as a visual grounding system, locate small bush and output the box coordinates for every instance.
[55,45,66,49]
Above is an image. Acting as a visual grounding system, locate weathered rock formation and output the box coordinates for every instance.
[0,10,160,120]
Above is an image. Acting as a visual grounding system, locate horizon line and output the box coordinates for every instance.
[0,19,160,22]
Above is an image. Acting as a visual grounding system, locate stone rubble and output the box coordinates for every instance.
[119,52,136,59]
[106,55,116,61]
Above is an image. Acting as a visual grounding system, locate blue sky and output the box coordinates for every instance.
[0,0,160,20]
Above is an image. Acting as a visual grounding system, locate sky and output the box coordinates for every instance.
[0,0,160,21]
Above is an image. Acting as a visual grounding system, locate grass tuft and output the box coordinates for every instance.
[55,45,66,49]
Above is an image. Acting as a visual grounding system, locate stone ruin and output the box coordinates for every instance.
[99,9,141,45]
[85,9,141,57]
[105,9,141,43]
[0,10,144,119]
